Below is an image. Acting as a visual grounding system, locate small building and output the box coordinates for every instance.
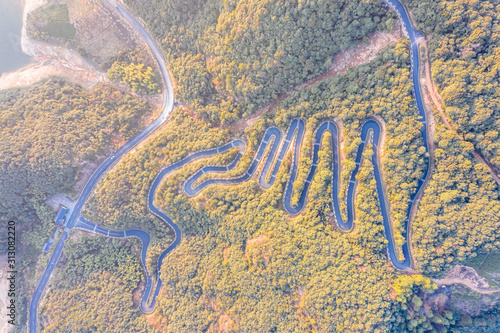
[42,238,54,252]
[53,205,69,225]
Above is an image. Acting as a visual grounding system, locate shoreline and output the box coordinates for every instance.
[20,0,46,57]
[0,0,106,90]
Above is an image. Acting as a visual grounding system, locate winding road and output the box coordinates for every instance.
[28,0,174,330]
[29,0,430,330]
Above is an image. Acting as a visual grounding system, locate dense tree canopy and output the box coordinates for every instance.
[6,0,500,331]
[0,79,152,330]
[39,236,156,332]
[405,0,500,172]
[84,42,436,331]
[107,48,161,95]
[125,0,396,123]
[0,79,150,234]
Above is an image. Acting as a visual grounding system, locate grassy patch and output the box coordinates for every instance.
[30,4,75,40]
[466,253,500,288]
[466,254,488,270]
[38,4,70,22]
[42,21,76,40]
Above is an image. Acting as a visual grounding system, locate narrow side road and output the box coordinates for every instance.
[420,39,500,185]
[432,278,500,295]
[183,119,412,269]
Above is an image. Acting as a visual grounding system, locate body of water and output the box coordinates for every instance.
[0,0,32,76]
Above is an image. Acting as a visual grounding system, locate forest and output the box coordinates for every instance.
[39,236,158,332]
[403,0,500,329]
[6,0,500,331]
[0,78,152,330]
[106,48,162,95]
[124,0,397,123]
[83,39,470,331]
[404,0,500,175]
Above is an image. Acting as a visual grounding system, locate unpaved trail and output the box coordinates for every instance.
[229,27,404,133]
[420,39,500,185]
[433,278,500,295]
[471,151,500,184]
[432,265,500,295]
[421,39,451,130]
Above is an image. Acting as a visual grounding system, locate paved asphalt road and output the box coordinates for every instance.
[182,119,415,270]
[30,0,428,330]
[29,0,174,330]
[156,0,428,282]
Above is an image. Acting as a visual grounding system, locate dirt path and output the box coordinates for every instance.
[433,278,500,295]
[420,39,500,185]
[432,265,500,295]
[229,27,404,133]
[472,151,500,184]
[421,40,452,129]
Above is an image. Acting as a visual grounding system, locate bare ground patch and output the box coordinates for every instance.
[45,194,75,211]
[74,160,100,194]
[0,0,144,90]
[0,60,105,90]
[433,265,500,295]
[246,234,269,247]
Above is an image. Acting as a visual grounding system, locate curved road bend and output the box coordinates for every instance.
[142,0,429,312]
[182,119,413,269]
[30,0,430,330]
[29,0,174,330]
[183,0,430,270]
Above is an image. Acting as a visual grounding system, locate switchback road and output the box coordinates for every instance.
[30,0,429,330]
